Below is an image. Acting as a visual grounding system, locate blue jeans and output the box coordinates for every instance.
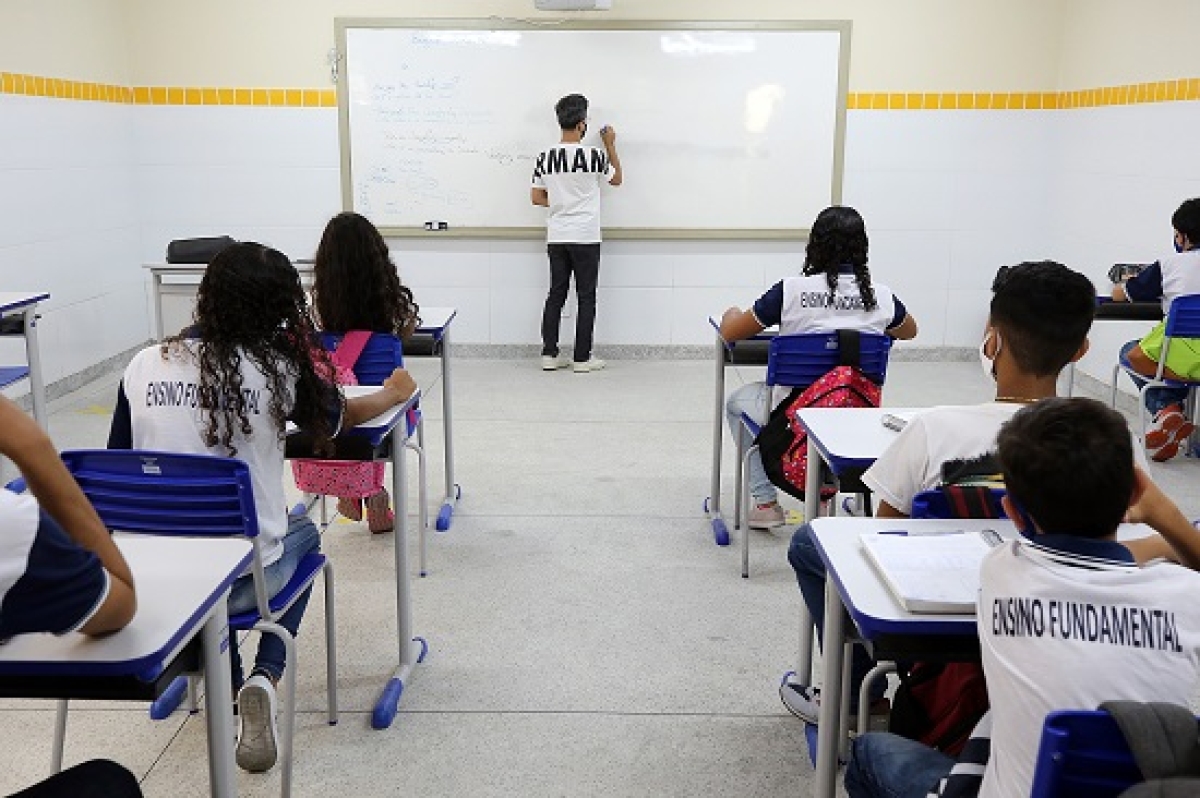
[1120,340,1188,415]
[725,381,777,504]
[845,733,955,798]
[226,512,321,686]
[789,523,886,707]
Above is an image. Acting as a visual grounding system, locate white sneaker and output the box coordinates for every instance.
[748,501,786,529]
[541,355,571,371]
[236,674,279,773]
[573,358,606,373]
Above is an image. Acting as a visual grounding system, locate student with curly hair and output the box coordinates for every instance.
[292,212,422,533]
[719,205,918,529]
[108,242,415,774]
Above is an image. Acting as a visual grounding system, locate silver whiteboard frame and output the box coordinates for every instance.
[334,18,852,241]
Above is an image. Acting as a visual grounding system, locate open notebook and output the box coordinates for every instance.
[860,529,1003,614]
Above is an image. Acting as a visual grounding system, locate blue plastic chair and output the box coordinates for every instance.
[312,332,430,573]
[1110,293,1200,448]
[58,449,335,798]
[735,331,892,578]
[1030,710,1159,797]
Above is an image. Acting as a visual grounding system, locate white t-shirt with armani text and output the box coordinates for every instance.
[531,142,615,244]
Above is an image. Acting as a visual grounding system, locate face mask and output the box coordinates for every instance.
[1176,238,1185,254]
[580,122,588,139]
[979,329,1002,383]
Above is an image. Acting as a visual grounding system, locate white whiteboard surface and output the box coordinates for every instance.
[337,20,849,239]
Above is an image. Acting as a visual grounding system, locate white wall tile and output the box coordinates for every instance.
[593,288,673,346]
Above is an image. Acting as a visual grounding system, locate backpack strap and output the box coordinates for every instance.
[836,329,862,369]
[330,330,373,372]
[1102,701,1200,781]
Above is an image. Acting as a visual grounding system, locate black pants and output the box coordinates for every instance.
[10,760,143,798]
[541,243,601,362]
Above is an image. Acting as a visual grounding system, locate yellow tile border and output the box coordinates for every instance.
[0,70,1196,111]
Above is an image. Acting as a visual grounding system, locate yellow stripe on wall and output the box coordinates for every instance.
[1,70,1196,111]
[0,72,336,106]
[846,79,1200,110]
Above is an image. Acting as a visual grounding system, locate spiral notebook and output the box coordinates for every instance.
[860,530,1002,614]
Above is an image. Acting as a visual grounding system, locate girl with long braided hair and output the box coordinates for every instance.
[718,205,918,528]
[293,212,421,533]
[109,242,415,774]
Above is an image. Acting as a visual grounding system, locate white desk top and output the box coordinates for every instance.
[812,518,1154,636]
[0,292,50,314]
[414,306,456,332]
[796,407,919,464]
[0,536,251,677]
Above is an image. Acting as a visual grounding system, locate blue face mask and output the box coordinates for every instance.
[1176,239,1184,254]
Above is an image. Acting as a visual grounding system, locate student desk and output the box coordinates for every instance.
[807,517,1153,798]
[790,407,908,684]
[285,385,427,730]
[403,307,462,531]
[704,315,776,546]
[1064,298,1164,396]
[0,535,252,798]
[144,264,463,532]
[0,291,50,428]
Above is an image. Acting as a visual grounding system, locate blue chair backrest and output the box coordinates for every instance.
[1030,710,1150,798]
[1164,294,1200,340]
[319,332,404,385]
[911,487,1008,520]
[765,331,892,390]
[60,449,259,539]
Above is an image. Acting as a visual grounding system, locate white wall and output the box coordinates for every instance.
[4,0,1199,380]
[0,0,144,386]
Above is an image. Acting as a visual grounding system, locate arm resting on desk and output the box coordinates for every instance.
[718,307,766,343]
[887,313,918,341]
[1124,468,1200,570]
[343,368,418,428]
[0,397,136,634]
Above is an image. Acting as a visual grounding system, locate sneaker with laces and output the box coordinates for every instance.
[236,673,279,773]
[573,358,606,373]
[747,501,785,529]
[779,682,890,730]
[1145,403,1195,462]
[541,355,571,371]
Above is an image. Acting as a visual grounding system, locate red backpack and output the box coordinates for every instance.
[756,364,882,500]
[888,661,990,757]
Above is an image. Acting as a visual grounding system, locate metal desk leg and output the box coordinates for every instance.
[23,308,47,429]
[705,333,731,546]
[814,575,847,798]
[373,429,428,729]
[201,602,237,798]
[434,328,461,532]
[151,272,165,342]
[804,437,822,523]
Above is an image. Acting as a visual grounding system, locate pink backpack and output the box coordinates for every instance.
[756,365,883,500]
[292,331,386,498]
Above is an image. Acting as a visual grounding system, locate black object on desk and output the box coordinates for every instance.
[1095,299,1163,321]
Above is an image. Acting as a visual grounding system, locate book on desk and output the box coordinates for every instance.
[860,529,1003,614]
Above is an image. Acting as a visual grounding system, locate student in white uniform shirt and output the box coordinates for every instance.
[108,243,415,775]
[531,93,622,373]
[0,395,135,640]
[845,397,1200,798]
[1112,197,1200,461]
[780,261,1141,725]
[719,205,918,529]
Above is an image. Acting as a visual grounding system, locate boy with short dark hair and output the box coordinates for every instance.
[531,93,622,373]
[846,397,1200,798]
[1113,197,1200,460]
[782,260,1117,723]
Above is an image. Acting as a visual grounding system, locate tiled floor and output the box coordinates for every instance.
[2,356,1197,797]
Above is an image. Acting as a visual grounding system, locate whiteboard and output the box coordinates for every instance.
[336,20,850,239]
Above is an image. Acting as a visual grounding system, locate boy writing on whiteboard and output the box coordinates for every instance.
[531,93,623,373]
